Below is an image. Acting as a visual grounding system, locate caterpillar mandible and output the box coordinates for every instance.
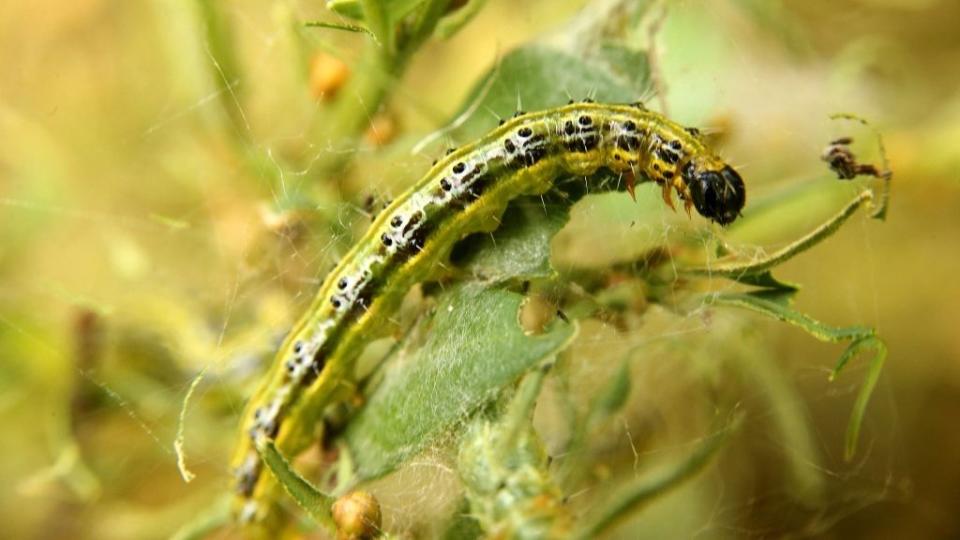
[230,101,746,526]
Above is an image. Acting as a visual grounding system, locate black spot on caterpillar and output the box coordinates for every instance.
[230,102,746,524]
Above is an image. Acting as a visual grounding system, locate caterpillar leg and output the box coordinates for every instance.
[673,177,694,218]
[625,169,637,202]
[659,180,676,212]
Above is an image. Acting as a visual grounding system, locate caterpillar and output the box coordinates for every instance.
[230,100,746,526]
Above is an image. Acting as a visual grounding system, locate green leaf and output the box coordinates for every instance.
[742,286,797,307]
[304,20,376,37]
[435,0,488,39]
[344,284,577,480]
[450,44,651,141]
[733,270,799,292]
[590,42,652,92]
[706,292,885,461]
[256,440,336,528]
[706,292,873,343]
[452,195,571,282]
[327,0,427,23]
[327,0,365,19]
[833,336,887,461]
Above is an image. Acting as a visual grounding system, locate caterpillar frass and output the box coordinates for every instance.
[231,101,746,526]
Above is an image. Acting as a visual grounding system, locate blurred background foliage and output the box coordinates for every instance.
[1,0,958,538]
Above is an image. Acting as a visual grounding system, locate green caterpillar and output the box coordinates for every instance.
[231,100,746,526]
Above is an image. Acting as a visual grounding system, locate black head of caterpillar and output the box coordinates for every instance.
[636,126,746,225]
[681,161,745,225]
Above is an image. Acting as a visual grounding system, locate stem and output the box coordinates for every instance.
[572,415,738,540]
[401,0,453,61]
[306,0,453,183]
[497,365,548,456]
[257,440,337,529]
[681,190,873,279]
[196,0,288,188]
[360,0,392,54]
[197,0,245,134]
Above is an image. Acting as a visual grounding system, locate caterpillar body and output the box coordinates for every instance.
[231,101,746,526]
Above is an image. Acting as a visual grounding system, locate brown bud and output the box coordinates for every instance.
[363,113,399,147]
[331,490,382,539]
[309,52,350,101]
